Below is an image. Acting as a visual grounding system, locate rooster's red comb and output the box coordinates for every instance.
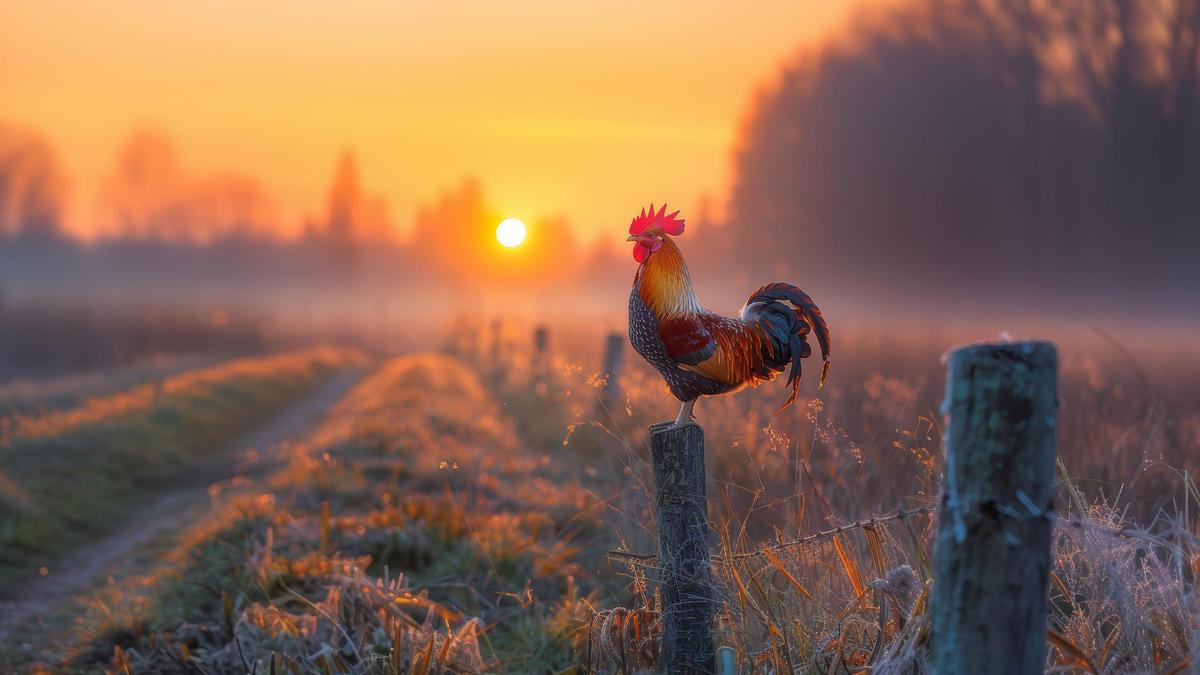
[629,203,685,237]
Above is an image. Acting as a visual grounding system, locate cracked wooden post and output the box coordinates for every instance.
[932,341,1057,674]
[649,421,715,674]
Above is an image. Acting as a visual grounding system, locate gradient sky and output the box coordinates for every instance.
[1,1,872,242]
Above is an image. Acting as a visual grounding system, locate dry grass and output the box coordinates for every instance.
[0,353,218,418]
[7,318,1198,673]
[483,318,1200,672]
[5,348,354,441]
[39,354,602,673]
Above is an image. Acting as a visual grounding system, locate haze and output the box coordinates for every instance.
[1,1,866,241]
[3,0,1198,381]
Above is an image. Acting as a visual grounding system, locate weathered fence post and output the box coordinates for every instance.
[531,325,549,391]
[932,341,1057,674]
[489,318,503,363]
[598,333,624,411]
[489,318,506,385]
[649,421,715,674]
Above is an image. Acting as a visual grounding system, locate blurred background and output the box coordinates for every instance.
[2,7,1199,669]
[2,0,1198,380]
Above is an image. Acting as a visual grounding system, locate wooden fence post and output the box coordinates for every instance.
[598,333,624,411]
[649,421,716,674]
[932,341,1057,674]
[489,319,506,385]
[532,325,549,390]
[489,318,503,363]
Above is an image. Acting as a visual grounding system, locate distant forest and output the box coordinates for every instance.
[3,0,1199,321]
[720,0,1200,312]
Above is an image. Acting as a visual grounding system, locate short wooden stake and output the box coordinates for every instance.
[932,341,1057,674]
[531,325,549,388]
[598,333,625,411]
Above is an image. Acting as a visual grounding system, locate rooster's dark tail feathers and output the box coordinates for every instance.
[743,282,832,412]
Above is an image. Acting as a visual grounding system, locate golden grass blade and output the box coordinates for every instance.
[451,618,479,649]
[112,645,132,675]
[613,608,628,675]
[412,638,434,675]
[1050,571,1072,604]
[832,534,866,598]
[320,501,331,553]
[862,525,888,577]
[1100,623,1121,666]
[1047,628,1099,674]
[436,629,453,666]
[434,617,477,668]
[729,564,752,615]
[762,547,818,603]
[910,584,929,618]
[392,626,404,675]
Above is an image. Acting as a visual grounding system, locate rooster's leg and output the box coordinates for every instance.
[670,398,697,429]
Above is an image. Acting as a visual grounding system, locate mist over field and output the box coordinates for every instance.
[4,1,1200,371]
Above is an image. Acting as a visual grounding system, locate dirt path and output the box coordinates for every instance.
[0,368,366,650]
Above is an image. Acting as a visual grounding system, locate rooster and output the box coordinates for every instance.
[626,204,831,428]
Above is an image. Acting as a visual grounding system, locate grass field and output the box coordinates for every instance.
[0,347,366,588]
[2,320,1198,673]
[32,354,602,672]
[0,355,219,418]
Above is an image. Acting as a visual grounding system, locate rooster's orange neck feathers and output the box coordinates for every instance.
[635,236,701,317]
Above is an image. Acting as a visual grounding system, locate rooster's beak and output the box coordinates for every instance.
[626,235,638,242]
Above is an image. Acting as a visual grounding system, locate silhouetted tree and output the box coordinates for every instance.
[305,149,395,277]
[729,0,1200,309]
[104,128,277,243]
[0,121,66,241]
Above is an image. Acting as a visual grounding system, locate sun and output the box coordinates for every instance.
[495,218,526,248]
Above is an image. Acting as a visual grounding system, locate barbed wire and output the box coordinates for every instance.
[607,506,933,568]
[607,501,1185,570]
[722,506,934,563]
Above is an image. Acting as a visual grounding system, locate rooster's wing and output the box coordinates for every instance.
[658,313,771,388]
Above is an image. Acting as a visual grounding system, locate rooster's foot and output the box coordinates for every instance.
[667,398,698,430]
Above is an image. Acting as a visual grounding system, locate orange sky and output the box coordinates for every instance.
[0,1,872,242]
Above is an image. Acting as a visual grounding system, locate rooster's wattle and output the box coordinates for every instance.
[626,204,831,428]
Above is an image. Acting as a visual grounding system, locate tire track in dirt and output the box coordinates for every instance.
[0,368,369,650]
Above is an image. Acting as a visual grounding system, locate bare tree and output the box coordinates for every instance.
[0,121,66,241]
[104,128,278,243]
[728,0,1200,309]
